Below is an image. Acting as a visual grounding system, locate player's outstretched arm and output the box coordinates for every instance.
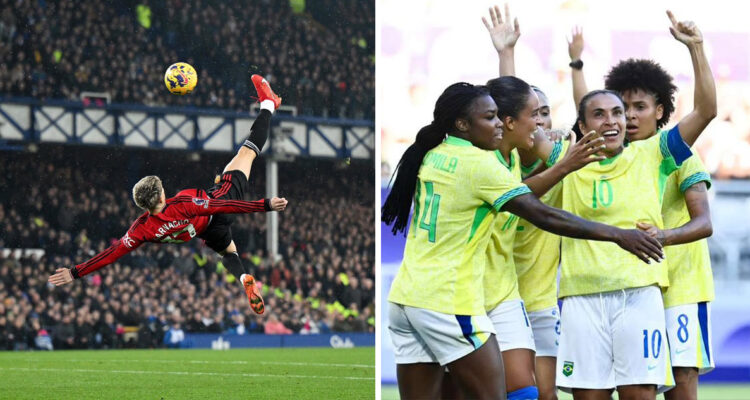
[269,197,288,211]
[482,3,519,77]
[48,238,138,286]
[636,182,712,246]
[48,268,74,286]
[503,194,664,263]
[187,196,288,216]
[523,130,605,197]
[667,10,717,147]
[568,26,589,111]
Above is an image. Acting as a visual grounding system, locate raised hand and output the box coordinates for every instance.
[270,197,288,211]
[482,4,520,53]
[615,229,664,264]
[557,130,605,173]
[666,10,702,46]
[568,26,584,60]
[48,267,73,286]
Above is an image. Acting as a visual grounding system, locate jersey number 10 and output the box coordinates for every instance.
[592,179,613,209]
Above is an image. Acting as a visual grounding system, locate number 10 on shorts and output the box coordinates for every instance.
[642,329,662,358]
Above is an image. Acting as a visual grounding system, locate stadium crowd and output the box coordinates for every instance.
[0,145,375,350]
[0,0,374,119]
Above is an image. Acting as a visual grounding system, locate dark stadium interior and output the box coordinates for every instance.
[0,0,374,119]
[0,144,374,350]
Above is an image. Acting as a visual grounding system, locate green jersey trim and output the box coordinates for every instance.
[493,186,532,211]
[467,203,493,242]
[546,141,563,167]
[521,158,542,177]
[599,151,622,166]
[494,150,515,171]
[445,135,472,146]
[680,172,712,193]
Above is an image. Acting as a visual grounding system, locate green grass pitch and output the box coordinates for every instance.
[0,347,374,399]
[381,384,750,399]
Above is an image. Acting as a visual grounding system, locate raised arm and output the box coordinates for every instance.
[185,196,287,216]
[568,26,589,111]
[637,182,712,245]
[666,10,717,147]
[482,4,520,77]
[502,194,663,263]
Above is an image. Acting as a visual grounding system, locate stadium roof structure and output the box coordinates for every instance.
[0,97,374,160]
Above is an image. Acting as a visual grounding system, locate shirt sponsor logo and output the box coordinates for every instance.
[122,233,136,248]
[192,198,209,208]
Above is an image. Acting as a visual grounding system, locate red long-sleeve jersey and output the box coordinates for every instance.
[71,189,269,279]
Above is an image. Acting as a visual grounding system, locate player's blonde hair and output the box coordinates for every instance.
[132,175,163,211]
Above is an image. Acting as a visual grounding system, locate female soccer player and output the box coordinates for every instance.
[482,5,567,399]
[539,85,710,399]
[570,12,717,400]
[48,75,287,315]
[383,82,662,400]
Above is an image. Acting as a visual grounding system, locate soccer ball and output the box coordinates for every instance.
[164,62,197,95]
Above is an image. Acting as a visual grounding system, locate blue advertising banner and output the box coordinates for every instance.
[179,333,374,350]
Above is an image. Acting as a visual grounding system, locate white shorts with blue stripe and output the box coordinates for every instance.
[665,302,714,374]
[487,299,536,352]
[388,302,496,366]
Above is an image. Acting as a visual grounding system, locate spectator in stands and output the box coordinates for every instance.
[0,0,373,119]
[264,313,292,335]
[0,145,374,350]
[164,322,186,348]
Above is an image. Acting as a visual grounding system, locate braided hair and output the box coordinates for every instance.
[382,82,489,236]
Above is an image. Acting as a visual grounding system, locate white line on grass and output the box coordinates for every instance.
[25,358,375,368]
[0,367,374,381]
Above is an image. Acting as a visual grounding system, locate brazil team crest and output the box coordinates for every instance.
[562,361,574,377]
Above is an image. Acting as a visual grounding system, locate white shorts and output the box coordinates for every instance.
[488,299,536,352]
[529,305,560,357]
[388,302,496,366]
[556,286,674,392]
[665,302,714,374]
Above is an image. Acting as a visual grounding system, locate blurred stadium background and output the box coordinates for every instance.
[0,0,374,398]
[379,0,750,398]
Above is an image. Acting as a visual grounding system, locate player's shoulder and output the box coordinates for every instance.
[128,211,151,233]
[173,188,205,199]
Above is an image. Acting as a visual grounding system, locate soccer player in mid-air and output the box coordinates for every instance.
[48,75,287,315]
[570,11,717,400]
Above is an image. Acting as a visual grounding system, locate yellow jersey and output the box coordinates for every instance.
[484,149,527,311]
[514,140,570,312]
[388,136,532,315]
[555,127,692,298]
[661,153,714,307]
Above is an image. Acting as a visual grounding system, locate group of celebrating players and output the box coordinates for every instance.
[384,5,715,400]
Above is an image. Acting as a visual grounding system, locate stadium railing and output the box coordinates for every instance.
[0,97,374,159]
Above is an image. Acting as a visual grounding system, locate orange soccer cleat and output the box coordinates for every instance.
[251,74,282,110]
[241,274,265,314]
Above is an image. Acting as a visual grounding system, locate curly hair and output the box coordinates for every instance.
[604,58,677,130]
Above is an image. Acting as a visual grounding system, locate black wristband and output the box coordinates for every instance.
[264,198,271,211]
[569,59,583,70]
[70,267,80,279]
